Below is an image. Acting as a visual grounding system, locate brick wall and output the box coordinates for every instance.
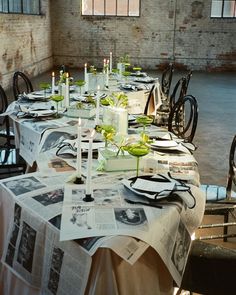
[1,0,235,90]
[50,0,236,72]
[0,0,52,91]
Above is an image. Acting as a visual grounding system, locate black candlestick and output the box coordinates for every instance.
[74,176,84,184]
[83,194,94,202]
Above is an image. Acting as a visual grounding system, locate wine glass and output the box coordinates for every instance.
[75,80,86,97]
[126,143,150,177]
[39,82,51,98]
[50,94,64,118]
[135,115,153,132]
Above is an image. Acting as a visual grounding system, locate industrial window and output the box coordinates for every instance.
[82,0,140,16]
[211,0,236,17]
[0,0,40,15]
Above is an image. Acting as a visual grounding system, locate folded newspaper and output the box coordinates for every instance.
[122,173,196,209]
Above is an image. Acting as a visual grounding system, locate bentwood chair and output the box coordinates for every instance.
[0,85,26,178]
[169,77,188,111]
[185,70,193,88]
[13,71,34,100]
[161,63,174,99]
[197,134,236,241]
[168,95,198,143]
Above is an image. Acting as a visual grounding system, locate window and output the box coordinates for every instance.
[0,0,40,14]
[211,0,236,17]
[82,0,140,16]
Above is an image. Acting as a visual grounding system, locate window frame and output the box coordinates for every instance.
[0,0,41,15]
[211,0,236,18]
[81,0,141,17]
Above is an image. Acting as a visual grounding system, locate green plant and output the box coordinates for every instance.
[95,125,116,148]
[101,92,128,108]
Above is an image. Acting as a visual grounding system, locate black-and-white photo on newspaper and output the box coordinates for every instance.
[3,176,46,196]
[17,221,36,273]
[171,219,191,275]
[33,188,64,206]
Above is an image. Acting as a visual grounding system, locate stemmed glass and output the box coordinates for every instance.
[39,82,51,98]
[126,143,150,177]
[135,115,153,133]
[50,94,64,118]
[75,80,86,97]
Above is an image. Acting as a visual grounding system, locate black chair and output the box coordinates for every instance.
[13,71,34,100]
[197,134,236,241]
[185,70,193,88]
[161,63,174,98]
[0,85,26,178]
[168,95,198,143]
[169,77,188,111]
[178,239,236,295]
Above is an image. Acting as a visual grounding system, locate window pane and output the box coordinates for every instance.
[2,0,8,12]
[94,0,104,15]
[9,0,21,13]
[211,0,223,17]
[82,0,93,15]
[105,0,116,15]
[223,1,235,17]
[129,0,139,16]
[23,0,40,14]
[117,0,128,16]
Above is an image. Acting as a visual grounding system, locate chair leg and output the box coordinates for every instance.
[223,211,229,242]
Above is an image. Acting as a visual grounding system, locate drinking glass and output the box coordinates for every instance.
[50,94,64,118]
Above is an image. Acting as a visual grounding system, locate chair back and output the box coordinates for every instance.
[161,63,174,98]
[226,135,236,199]
[185,70,193,88]
[168,95,198,143]
[13,71,34,100]
[0,85,11,147]
[169,77,188,110]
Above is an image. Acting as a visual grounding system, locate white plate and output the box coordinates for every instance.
[28,110,56,117]
[151,140,178,148]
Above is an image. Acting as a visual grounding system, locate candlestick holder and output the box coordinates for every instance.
[74,176,84,184]
[83,193,94,202]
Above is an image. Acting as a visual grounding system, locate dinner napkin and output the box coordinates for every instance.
[122,173,196,208]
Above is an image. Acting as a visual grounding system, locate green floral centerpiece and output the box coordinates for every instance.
[66,95,96,118]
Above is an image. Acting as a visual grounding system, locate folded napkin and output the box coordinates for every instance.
[122,173,196,208]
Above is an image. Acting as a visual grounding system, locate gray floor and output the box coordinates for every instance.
[6,69,236,186]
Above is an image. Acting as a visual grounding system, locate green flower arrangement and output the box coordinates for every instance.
[100,92,128,108]
[95,125,116,148]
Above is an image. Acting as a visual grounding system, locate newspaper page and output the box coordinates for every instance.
[143,152,200,186]
[60,179,199,286]
[19,119,69,166]
[1,202,46,288]
[100,235,149,265]
[41,223,92,295]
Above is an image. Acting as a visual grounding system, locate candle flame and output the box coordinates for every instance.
[66,72,69,78]
[52,72,55,77]
[85,63,87,67]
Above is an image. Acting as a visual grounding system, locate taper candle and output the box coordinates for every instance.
[76,118,82,178]
[51,72,55,95]
[85,129,95,195]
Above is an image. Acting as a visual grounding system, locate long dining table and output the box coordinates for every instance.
[0,74,205,295]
